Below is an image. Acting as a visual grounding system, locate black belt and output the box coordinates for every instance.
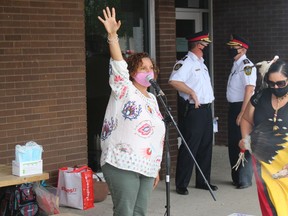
[188,103,211,109]
[229,102,242,106]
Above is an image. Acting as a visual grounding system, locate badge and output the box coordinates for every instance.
[244,66,252,75]
[173,63,182,71]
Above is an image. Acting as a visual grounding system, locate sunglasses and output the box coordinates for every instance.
[267,79,288,88]
[199,42,209,47]
[229,47,242,51]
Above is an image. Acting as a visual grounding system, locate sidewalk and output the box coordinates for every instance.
[58,145,261,216]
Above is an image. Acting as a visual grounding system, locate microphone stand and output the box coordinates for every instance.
[163,113,171,216]
[154,90,216,216]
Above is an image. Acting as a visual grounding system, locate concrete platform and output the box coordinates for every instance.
[58,145,261,216]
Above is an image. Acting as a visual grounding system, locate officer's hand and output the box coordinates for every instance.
[189,92,200,108]
[194,101,200,109]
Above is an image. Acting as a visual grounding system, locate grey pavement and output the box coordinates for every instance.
[57,145,261,216]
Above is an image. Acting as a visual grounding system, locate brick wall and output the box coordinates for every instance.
[155,0,178,177]
[213,0,288,146]
[0,0,86,184]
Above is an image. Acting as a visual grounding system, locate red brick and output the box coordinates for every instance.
[0,0,87,185]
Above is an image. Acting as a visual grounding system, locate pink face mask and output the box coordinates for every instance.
[133,71,154,87]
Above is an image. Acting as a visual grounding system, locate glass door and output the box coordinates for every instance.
[175,8,203,60]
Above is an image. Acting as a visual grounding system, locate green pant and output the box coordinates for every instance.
[102,163,154,216]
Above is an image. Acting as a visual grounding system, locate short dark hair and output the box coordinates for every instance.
[188,41,199,51]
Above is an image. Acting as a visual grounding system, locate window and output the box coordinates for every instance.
[85,0,149,57]
[175,0,208,9]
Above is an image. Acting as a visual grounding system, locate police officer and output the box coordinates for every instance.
[226,34,256,189]
[169,31,217,195]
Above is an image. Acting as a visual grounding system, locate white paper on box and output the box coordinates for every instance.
[12,160,43,176]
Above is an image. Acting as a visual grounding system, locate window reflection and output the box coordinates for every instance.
[85,0,147,57]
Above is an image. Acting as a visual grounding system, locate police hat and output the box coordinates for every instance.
[227,34,250,49]
[186,31,211,43]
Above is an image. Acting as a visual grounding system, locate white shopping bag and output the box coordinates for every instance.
[57,166,94,210]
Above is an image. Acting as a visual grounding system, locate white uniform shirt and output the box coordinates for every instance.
[169,51,214,104]
[226,54,257,103]
[100,59,166,178]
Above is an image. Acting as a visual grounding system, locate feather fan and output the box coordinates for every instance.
[249,121,287,164]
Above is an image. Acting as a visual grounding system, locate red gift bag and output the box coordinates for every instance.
[57,166,94,210]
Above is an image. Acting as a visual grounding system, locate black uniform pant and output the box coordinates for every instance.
[175,103,213,189]
[228,102,253,186]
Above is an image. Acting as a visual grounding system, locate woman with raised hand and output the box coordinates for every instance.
[98,7,165,216]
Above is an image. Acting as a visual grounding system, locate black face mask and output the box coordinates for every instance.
[270,85,288,97]
[201,47,208,55]
[228,48,239,58]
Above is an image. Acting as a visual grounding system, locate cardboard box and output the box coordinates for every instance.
[12,160,43,176]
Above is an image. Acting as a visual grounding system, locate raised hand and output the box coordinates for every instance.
[98,7,121,35]
[97,7,123,61]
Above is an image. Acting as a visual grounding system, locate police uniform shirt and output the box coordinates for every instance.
[169,51,214,104]
[226,54,256,103]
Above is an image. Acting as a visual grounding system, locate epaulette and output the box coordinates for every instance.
[243,59,250,65]
[181,56,188,61]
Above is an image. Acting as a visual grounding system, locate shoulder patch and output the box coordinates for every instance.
[243,59,250,64]
[244,66,252,76]
[173,63,183,71]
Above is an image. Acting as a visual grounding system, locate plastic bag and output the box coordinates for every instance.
[57,166,94,210]
[33,183,60,215]
[15,141,43,162]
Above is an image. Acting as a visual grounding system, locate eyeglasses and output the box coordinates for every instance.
[267,79,288,88]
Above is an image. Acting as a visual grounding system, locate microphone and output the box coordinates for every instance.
[146,74,165,96]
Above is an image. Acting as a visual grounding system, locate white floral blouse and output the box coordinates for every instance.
[100,59,166,178]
